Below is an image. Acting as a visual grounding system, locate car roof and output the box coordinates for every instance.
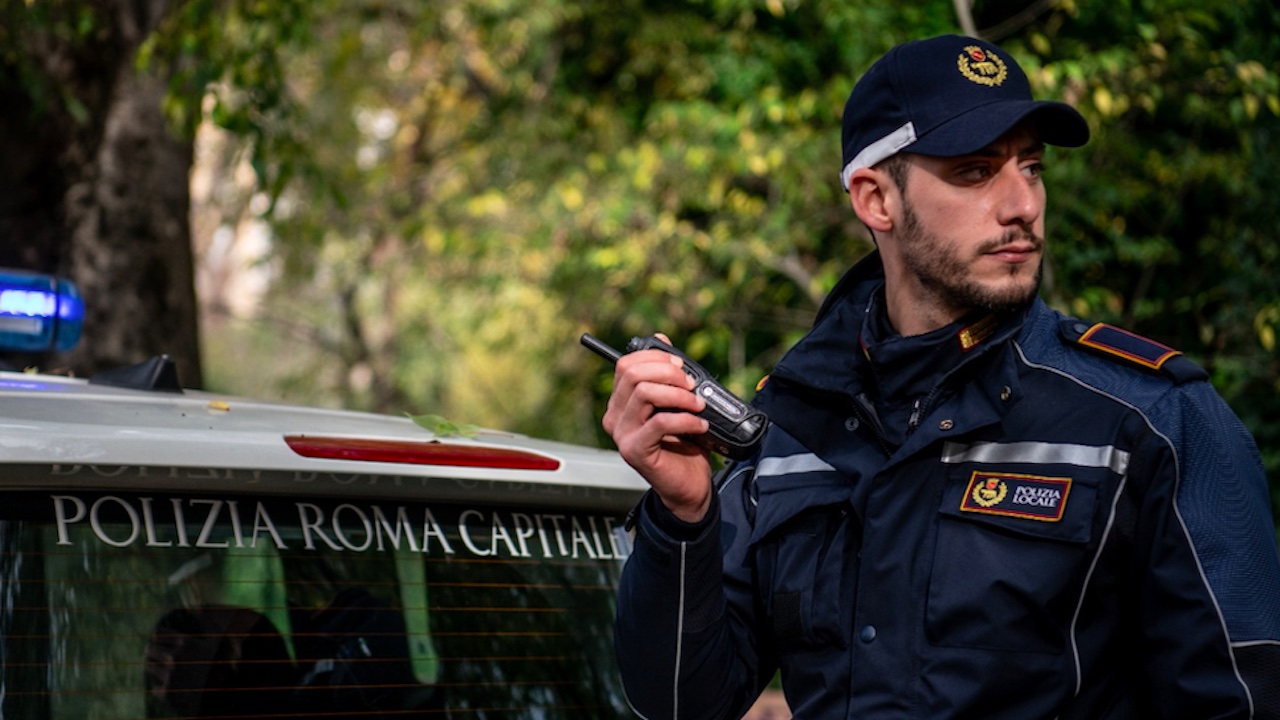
[0,369,646,510]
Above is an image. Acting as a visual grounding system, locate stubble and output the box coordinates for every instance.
[897,198,1043,315]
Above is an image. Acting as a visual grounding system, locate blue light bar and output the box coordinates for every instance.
[0,270,84,353]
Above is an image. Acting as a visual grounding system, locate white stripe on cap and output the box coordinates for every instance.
[840,121,917,190]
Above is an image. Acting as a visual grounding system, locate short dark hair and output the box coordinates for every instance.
[860,154,911,246]
[879,153,911,194]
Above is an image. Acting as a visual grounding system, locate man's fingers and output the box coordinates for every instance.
[614,349,691,389]
[603,350,698,434]
[594,335,714,521]
[605,378,705,437]
[628,378,705,416]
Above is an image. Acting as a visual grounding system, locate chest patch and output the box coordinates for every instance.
[960,471,1072,522]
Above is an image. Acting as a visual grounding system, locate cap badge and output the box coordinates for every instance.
[958,46,1008,87]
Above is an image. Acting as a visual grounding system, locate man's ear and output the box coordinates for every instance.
[847,167,896,235]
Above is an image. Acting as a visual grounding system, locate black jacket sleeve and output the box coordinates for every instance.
[614,463,774,720]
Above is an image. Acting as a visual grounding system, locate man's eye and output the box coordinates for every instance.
[1023,161,1045,178]
[957,165,992,180]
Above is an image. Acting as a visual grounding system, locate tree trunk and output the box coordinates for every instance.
[63,69,202,385]
[0,0,202,386]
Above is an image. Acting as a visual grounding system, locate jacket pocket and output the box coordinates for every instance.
[925,468,1104,654]
[754,504,859,654]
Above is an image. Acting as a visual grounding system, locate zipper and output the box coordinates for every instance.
[851,393,894,456]
[907,382,947,435]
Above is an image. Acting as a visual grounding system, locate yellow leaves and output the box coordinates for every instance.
[420,226,446,254]
[1244,95,1260,121]
[1234,61,1279,120]
[694,286,716,312]
[684,146,710,171]
[708,177,726,206]
[1070,290,1124,320]
[737,128,784,179]
[656,211,678,236]
[465,190,508,219]
[1029,34,1051,57]
[726,188,766,217]
[585,153,608,173]
[766,146,785,171]
[627,142,661,192]
[1257,306,1280,353]
[1236,60,1268,84]
[1091,86,1129,117]
[558,184,584,211]
[590,246,621,270]
[1031,66,1058,92]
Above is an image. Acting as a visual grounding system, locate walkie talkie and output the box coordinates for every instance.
[580,333,769,460]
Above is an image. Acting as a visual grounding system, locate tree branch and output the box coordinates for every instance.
[979,0,1060,43]
[953,0,979,38]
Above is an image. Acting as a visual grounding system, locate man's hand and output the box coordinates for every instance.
[602,337,713,523]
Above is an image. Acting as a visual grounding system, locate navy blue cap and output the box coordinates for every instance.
[840,35,1089,190]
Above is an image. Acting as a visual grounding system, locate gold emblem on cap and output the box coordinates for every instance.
[958,45,1008,87]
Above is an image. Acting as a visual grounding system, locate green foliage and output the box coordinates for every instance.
[1,0,112,124]
[408,413,482,439]
[1000,0,1280,516]
[139,0,316,203]
[177,0,1280,522]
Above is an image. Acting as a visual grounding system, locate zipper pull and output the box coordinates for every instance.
[907,397,924,432]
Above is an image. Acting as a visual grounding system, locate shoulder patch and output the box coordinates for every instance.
[1058,320,1208,384]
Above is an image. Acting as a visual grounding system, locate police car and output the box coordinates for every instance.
[0,270,649,719]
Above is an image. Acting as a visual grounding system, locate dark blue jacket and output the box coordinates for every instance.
[616,254,1280,719]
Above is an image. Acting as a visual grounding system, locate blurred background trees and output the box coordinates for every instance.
[0,0,200,377]
[2,0,1278,520]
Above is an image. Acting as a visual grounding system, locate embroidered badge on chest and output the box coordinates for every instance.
[960,471,1072,522]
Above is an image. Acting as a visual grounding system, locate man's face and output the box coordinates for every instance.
[888,125,1048,319]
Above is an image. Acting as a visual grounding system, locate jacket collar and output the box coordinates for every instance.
[763,251,885,400]
[758,251,1033,416]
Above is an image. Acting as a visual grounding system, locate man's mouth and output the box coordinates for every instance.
[982,232,1042,261]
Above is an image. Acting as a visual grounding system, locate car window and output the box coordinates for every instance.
[0,471,633,719]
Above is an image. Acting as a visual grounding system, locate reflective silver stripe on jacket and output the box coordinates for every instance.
[941,441,1130,475]
[756,453,837,478]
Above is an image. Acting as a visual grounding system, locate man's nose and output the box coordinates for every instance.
[995,165,1043,227]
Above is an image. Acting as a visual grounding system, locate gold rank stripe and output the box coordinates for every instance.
[958,313,999,352]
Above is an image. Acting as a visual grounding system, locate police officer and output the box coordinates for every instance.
[603,35,1280,719]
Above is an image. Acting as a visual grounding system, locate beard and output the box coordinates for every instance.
[897,198,1044,315]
